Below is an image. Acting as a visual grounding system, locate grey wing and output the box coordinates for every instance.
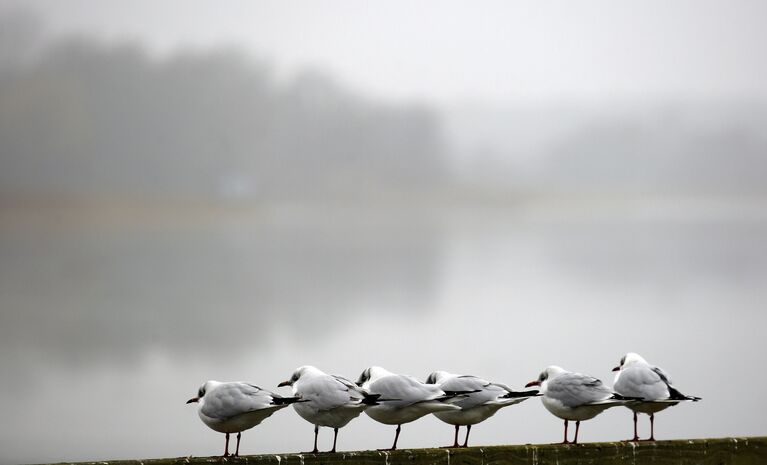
[548,373,613,408]
[440,375,488,392]
[440,376,500,409]
[651,366,674,386]
[201,383,278,420]
[331,375,368,397]
[300,376,358,411]
[372,375,444,407]
[651,365,698,401]
[331,374,359,389]
[615,365,670,400]
[487,381,514,392]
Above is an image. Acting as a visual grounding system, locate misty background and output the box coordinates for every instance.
[1,2,766,465]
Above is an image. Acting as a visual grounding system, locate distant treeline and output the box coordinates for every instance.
[3,9,767,201]
[0,18,446,201]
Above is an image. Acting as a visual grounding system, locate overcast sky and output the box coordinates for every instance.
[4,0,767,105]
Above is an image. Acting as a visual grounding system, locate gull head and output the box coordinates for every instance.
[186,380,219,404]
[356,366,392,387]
[278,365,325,387]
[612,352,648,372]
[425,370,454,385]
[526,366,567,390]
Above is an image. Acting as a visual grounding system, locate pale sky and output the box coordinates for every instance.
[4,0,767,104]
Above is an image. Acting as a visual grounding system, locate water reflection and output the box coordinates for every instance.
[0,204,444,367]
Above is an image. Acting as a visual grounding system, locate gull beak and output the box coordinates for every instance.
[525,380,540,388]
[186,397,199,404]
[277,380,292,387]
[612,366,621,372]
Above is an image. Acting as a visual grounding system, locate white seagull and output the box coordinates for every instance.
[612,352,701,441]
[278,365,380,453]
[425,370,540,447]
[356,366,462,450]
[526,366,638,444]
[186,380,300,457]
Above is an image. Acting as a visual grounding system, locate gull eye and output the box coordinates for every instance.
[620,355,626,366]
[198,387,205,398]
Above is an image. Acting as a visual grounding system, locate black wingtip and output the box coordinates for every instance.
[668,386,701,402]
[443,389,481,398]
[272,395,303,405]
[611,393,644,401]
[503,389,540,398]
[362,393,382,405]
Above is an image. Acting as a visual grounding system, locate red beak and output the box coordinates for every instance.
[277,380,292,387]
[186,397,199,404]
[525,380,540,388]
[612,366,621,372]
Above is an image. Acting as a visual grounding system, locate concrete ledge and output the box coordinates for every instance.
[44,437,766,465]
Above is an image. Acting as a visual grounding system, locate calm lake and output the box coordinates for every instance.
[1,197,764,464]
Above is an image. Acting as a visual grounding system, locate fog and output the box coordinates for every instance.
[1,4,766,465]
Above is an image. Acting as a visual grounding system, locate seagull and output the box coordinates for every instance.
[356,366,462,450]
[186,380,301,457]
[526,366,638,444]
[278,365,380,453]
[425,370,540,447]
[612,352,701,441]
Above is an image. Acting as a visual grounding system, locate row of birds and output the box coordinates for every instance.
[186,352,701,457]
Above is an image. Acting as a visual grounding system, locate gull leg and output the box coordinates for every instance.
[330,427,338,453]
[392,424,401,450]
[639,413,657,442]
[378,425,402,451]
[560,419,570,444]
[444,425,460,448]
[234,432,241,457]
[462,425,472,448]
[633,412,639,441]
[573,421,581,444]
[223,432,230,457]
[312,425,319,453]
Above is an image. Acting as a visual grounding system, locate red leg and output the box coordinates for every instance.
[379,425,402,451]
[234,432,241,457]
[223,432,230,457]
[330,427,338,453]
[311,425,319,453]
[392,424,401,450]
[573,421,581,444]
[561,419,570,444]
[452,425,460,448]
[633,412,639,441]
[462,425,472,448]
[649,414,655,441]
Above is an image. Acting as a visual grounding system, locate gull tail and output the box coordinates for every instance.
[361,393,382,406]
[668,386,702,402]
[440,389,481,403]
[443,389,482,397]
[272,395,304,405]
[610,393,644,402]
[502,389,541,398]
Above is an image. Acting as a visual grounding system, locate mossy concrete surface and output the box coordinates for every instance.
[43,437,766,465]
